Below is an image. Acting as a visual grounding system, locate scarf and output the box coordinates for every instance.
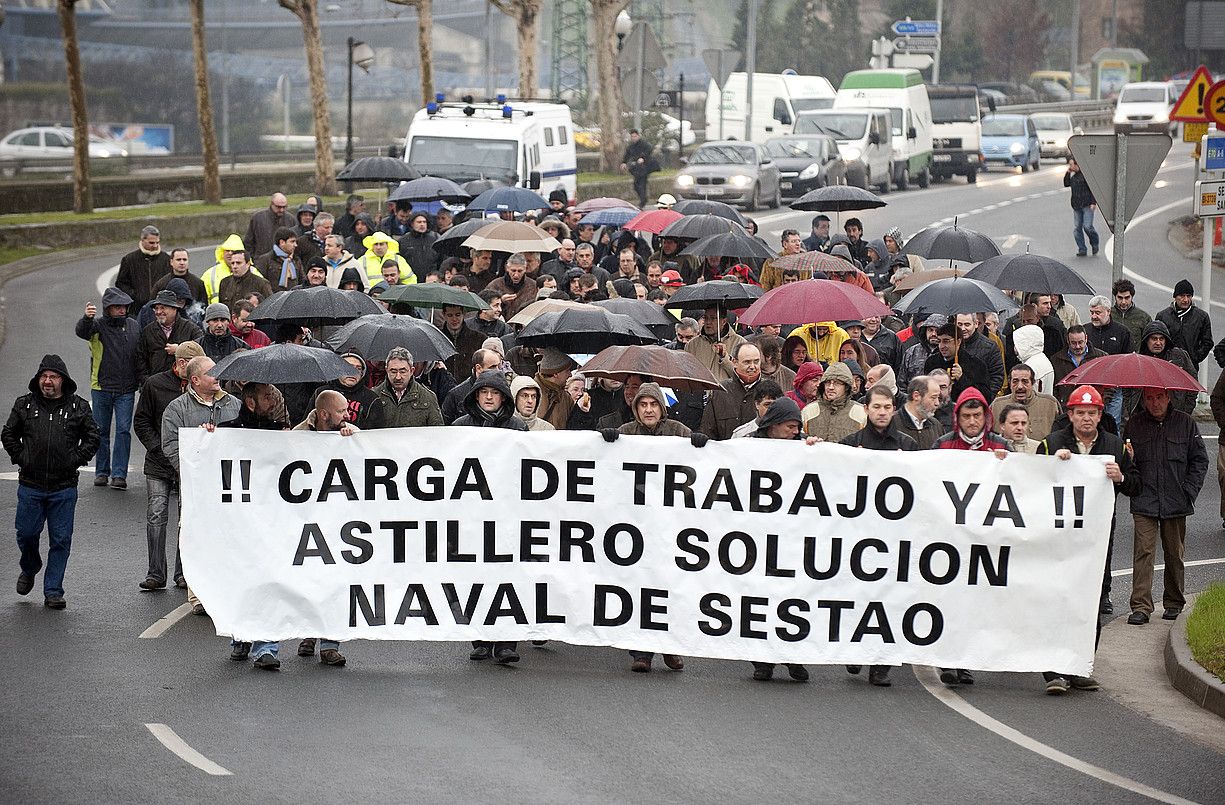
[274,245,297,288]
[1174,303,1193,321]
[140,244,161,257]
[959,428,985,449]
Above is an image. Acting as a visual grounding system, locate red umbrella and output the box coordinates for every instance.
[624,208,684,234]
[573,197,638,214]
[738,279,893,327]
[1056,353,1205,392]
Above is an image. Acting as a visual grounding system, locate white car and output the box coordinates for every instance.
[1029,112,1082,158]
[0,126,128,160]
[1113,82,1176,135]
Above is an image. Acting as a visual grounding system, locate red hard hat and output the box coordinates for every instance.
[1067,384,1104,409]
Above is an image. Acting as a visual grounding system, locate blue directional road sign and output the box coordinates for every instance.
[1205,135,1225,171]
[891,19,941,36]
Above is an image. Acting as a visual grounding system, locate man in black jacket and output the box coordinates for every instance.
[136,290,203,383]
[924,323,991,404]
[133,341,203,590]
[117,225,172,316]
[620,129,658,208]
[195,303,248,361]
[397,212,439,277]
[1039,384,1140,694]
[1155,279,1213,374]
[76,287,141,489]
[2,355,100,609]
[1063,157,1099,256]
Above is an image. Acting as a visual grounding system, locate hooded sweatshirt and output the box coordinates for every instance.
[1,354,101,491]
[75,287,141,393]
[618,382,691,437]
[786,361,825,407]
[453,372,528,429]
[311,353,378,428]
[801,361,866,442]
[511,375,555,431]
[792,322,848,366]
[1012,324,1055,394]
[932,387,1010,451]
[1127,320,1197,415]
[862,238,891,291]
[751,396,804,438]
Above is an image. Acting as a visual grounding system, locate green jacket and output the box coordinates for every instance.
[364,379,442,429]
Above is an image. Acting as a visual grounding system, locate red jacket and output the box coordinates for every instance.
[932,387,1010,451]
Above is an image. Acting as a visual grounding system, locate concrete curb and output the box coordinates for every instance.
[1164,606,1225,719]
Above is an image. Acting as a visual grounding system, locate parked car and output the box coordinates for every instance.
[978,82,1041,105]
[980,114,1041,172]
[674,141,782,210]
[1113,82,1176,135]
[0,126,128,160]
[1030,112,1081,158]
[763,134,847,199]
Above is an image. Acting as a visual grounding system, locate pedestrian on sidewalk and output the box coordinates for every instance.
[1063,157,1099,257]
[75,287,140,489]
[2,355,100,609]
[621,129,658,209]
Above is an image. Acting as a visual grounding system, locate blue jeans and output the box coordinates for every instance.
[237,639,340,660]
[91,390,134,479]
[1073,206,1100,254]
[15,484,79,598]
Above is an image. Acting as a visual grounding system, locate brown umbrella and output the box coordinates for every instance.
[892,268,965,292]
[462,221,562,254]
[507,297,589,327]
[579,345,722,392]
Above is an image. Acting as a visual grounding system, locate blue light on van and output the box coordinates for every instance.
[496,94,507,104]
[426,102,439,114]
[502,105,513,118]
[435,92,446,103]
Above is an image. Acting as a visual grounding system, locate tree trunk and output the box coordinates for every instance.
[189,0,222,205]
[280,0,337,196]
[492,0,542,98]
[57,0,92,214]
[386,0,433,106]
[589,0,629,172]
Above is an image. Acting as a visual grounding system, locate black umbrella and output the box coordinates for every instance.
[247,286,370,327]
[325,314,457,363]
[462,179,506,196]
[209,344,358,385]
[681,230,776,261]
[336,156,420,183]
[516,308,658,353]
[342,290,387,316]
[380,283,489,311]
[433,217,494,255]
[660,214,747,240]
[789,185,886,212]
[663,279,763,310]
[902,221,1001,263]
[467,186,550,213]
[893,276,1020,321]
[592,298,677,340]
[388,176,472,205]
[671,198,748,225]
[963,252,1095,295]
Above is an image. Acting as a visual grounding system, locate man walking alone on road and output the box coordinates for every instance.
[1063,158,1099,257]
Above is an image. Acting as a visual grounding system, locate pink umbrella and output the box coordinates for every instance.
[738,279,893,327]
[573,197,639,214]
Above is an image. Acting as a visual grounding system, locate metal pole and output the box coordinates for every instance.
[678,73,685,160]
[1069,0,1080,96]
[1201,126,1217,390]
[932,0,943,84]
[1112,132,1127,284]
[717,51,725,140]
[220,2,230,154]
[282,76,291,153]
[484,1,494,99]
[744,0,758,142]
[1110,0,1118,48]
[346,38,355,166]
[635,23,647,131]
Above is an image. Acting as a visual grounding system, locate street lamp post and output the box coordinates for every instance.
[346,37,374,166]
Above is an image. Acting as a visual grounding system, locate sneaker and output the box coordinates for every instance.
[1127,611,1149,625]
[297,638,317,657]
[469,645,492,661]
[253,654,280,671]
[191,603,207,616]
[319,648,347,666]
[1162,607,1182,620]
[957,670,974,685]
[109,477,127,490]
[662,654,685,671]
[44,596,66,609]
[845,665,862,675]
[138,577,165,591]
[494,647,520,665]
[16,574,33,596]
[174,576,187,589]
[1099,598,1113,615]
[786,664,809,682]
[1046,676,1069,695]
[230,642,251,661]
[1075,251,1087,257]
[531,640,549,647]
[94,475,109,487]
[1070,675,1100,691]
[1091,245,1099,255]
[939,669,959,686]
[751,666,773,682]
[868,668,892,687]
[631,658,651,673]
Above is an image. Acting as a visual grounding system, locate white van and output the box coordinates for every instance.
[1112,81,1176,135]
[793,108,894,193]
[402,98,578,202]
[705,72,836,143]
[833,69,933,190]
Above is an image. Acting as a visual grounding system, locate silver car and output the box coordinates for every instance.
[674,141,782,211]
[1029,112,1081,158]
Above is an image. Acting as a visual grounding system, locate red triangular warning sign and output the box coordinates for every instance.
[1171,66,1215,122]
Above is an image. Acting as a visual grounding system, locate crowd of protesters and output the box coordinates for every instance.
[3,186,1216,694]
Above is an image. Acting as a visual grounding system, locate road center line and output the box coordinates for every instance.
[912,666,1200,805]
[145,723,233,776]
[139,602,194,639]
[1110,556,1225,578]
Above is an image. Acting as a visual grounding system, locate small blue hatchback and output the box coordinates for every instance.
[980,114,1041,172]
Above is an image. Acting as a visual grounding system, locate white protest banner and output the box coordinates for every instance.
[180,428,1114,674]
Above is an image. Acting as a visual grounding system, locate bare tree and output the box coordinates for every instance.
[278,0,337,195]
[189,0,221,205]
[589,0,630,172]
[57,0,92,213]
[490,0,543,98]
[386,0,434,104]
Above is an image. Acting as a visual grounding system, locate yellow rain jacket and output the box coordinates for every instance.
[360,231,415,287]
[201,233,265,303]
[792,321,849,365]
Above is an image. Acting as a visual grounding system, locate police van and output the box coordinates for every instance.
[402,96,578,203]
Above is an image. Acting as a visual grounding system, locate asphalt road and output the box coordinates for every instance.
[1,149,1224,804]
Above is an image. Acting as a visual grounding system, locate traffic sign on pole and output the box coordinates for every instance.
[1196,179,1225,217]
[701,48,741,90]
[1204,80,1225,128]
[1204,133,1225,172]
[891,19,940,35]
[1185,121,1209,143]
[1170,65,1215,122]
[893,36,940,52]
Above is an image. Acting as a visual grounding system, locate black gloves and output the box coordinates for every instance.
[601,428,620,443]
[690,432,709,448]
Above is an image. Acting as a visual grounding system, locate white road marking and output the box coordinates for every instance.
[912,666,1200,805]
[0,472,17,481]
[139,602,194,639]
[1110,556,1225,578]
[1001,234,1027,249]
[145,723,233,776]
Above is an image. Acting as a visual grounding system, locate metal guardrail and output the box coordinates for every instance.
[995,100,1116,130]
[0,144,391,179]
